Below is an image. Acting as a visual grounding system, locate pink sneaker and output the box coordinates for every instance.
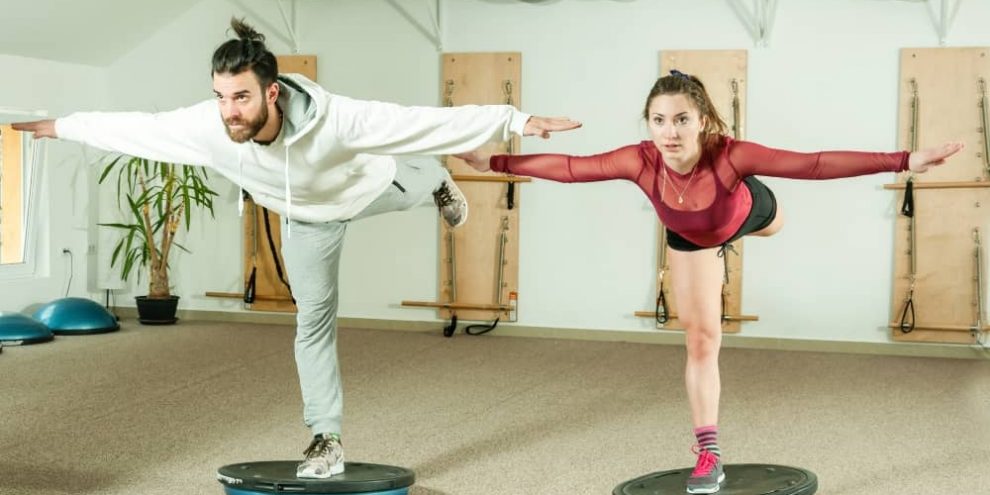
[686,448,725,494]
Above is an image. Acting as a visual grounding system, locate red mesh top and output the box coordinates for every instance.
[490,137,909,247]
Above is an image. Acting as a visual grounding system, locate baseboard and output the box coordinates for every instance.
[114,308,990,360]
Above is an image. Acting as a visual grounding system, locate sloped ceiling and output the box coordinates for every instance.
[0,0,940,67]
[0,0,204,66]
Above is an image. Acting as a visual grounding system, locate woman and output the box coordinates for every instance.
[456,71,962,494]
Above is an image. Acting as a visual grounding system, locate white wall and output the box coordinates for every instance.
[0,54,108,313]
[98,0,446,313]
[96,0,272,310]
[439,0,990,343]
[6,0,989,345]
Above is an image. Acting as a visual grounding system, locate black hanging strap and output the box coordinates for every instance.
[262,207,295,303]
[655,289,669,325]
[443,314,458,337]
[465,318,500,336]
[900,178,914,218]
[898,178,915,333]
[243,191,257,304]
[899,297,915,333]
[244,267,257,303]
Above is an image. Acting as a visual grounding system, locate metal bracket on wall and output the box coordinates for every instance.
[885,0,962,45]
[725,0,778,47]
[276,0,299,54]
[229,0,298,53]
[927,0,962,46]
[385,0,443,52]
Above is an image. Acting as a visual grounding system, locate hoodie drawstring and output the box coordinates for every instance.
[237,146,245,216]
[237,128,292,238]
[284,146,292,239]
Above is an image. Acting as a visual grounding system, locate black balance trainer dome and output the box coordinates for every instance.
[614,464,817,495]
[217,461,415,495]
[33,297,119,335]
[0,312,53,345]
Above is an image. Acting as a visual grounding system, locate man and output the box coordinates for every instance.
[14,17,580,478]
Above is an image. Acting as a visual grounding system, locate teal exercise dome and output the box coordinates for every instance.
[0,312,54,345]
[33,298,119,335]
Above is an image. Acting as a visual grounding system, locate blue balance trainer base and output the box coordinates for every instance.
[0,312,54,345]
[33,297,119,335]
[614,464,817,495]
[217,461,415,495]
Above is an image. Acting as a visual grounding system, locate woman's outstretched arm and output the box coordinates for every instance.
[727,140,964,179]
[455,144,646,183]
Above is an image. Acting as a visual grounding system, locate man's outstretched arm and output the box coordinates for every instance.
[331,95,580,157]
[13,102,218,167]
[11,119,57,138]
[521,116,582,139]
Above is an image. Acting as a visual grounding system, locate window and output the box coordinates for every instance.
[1,124,26,263]
[0,108,47,277]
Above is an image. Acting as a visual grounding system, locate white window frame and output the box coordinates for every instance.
[0,107,49,279]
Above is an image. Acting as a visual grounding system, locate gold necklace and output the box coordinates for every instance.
[661,164,698,205]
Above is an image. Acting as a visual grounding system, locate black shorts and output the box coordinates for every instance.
[667,176,777,252]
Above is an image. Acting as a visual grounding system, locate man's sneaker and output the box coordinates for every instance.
[433,175,468,228]
[296,433,344,479]
[686,448,725,494]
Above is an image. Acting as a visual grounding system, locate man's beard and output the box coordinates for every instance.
[224,105,269,143]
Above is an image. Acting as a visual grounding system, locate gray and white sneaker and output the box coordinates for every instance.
[296,433,344,479]
[432,175,468,228]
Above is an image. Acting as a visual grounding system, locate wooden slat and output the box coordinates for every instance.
[402,300,510,311]
[634,311,759,322]
[891,328,984,344]
[887,322,989,332]
[451,174,531,183]
[884,181,990,190]
[206,291,294,302]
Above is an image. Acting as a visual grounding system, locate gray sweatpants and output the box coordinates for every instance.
[280,157,446,435]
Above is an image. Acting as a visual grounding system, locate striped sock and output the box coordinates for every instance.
[694,425,721,458]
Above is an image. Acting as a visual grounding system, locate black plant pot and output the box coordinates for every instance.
[135,296,179,325]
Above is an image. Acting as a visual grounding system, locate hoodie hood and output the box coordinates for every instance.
[236,73,332,236]
[276,73,327,146]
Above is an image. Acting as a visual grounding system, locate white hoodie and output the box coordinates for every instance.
[56,73,530,223]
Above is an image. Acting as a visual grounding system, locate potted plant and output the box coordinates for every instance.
[99,155,218,324]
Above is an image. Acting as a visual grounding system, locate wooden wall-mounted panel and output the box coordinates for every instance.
[438,52,522,322]
[239,55,318,313]
[279,55,317,78]
[650,50,752,334]
[890,47,990,343]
